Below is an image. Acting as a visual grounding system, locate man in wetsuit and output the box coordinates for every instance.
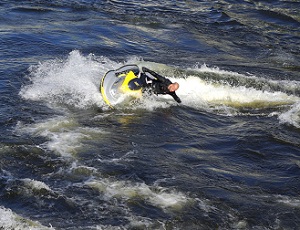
[128,67,181,103]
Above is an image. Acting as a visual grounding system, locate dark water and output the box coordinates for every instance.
[1,0,300,229]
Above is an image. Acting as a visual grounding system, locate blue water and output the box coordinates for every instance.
[1,1,300,229]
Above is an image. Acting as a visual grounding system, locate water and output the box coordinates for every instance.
[1,0,300,229]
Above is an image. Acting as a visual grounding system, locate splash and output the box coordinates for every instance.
[19,51,300,121]
[279,102,300,128]
[0,206,53,230]
[20,178,52,192]
[85,178,189,210]
[16,116,107,157]
[176,75,298,109]
[20,50,107,109]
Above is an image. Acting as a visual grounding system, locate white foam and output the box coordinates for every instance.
[190,63,245,76]
[19,51,171,111]
[277,195,300,208]
[97,150,136,163]
[175,75,298,109]
[129,95,174,111]
[279,102,300,128]
[16,116,106,157]
[0,206,53,230]
[68,161,97,176]
[20,51,299,113]
[19,51,300,123]
[96,218,155,230]
[85,178,189,210]
[20,50,107,109]
[20,178,52,191]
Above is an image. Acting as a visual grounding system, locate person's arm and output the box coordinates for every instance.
[169,92,182,103]
[142,67,181,103]
[142,67,169,83]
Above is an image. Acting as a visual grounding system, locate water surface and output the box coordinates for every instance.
[0,0,300,229]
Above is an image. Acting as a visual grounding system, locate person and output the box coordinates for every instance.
[127,67,182,103]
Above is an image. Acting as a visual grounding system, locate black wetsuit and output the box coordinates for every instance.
[135,67,181,103]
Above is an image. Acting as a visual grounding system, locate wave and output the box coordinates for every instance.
[20,50,106,109]
[0,206,53,230]
[19,50,300,126]
[279,102,300,128]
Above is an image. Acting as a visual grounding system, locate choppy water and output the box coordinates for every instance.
[1,0,300,229]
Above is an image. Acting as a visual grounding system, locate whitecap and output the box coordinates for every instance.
[85,178,189,210]
[0,206,54,230]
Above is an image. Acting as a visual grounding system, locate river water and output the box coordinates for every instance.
[1,0,300,229]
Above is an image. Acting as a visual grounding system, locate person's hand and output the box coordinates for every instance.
[142,67,150,72]
[168,82,179,92]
